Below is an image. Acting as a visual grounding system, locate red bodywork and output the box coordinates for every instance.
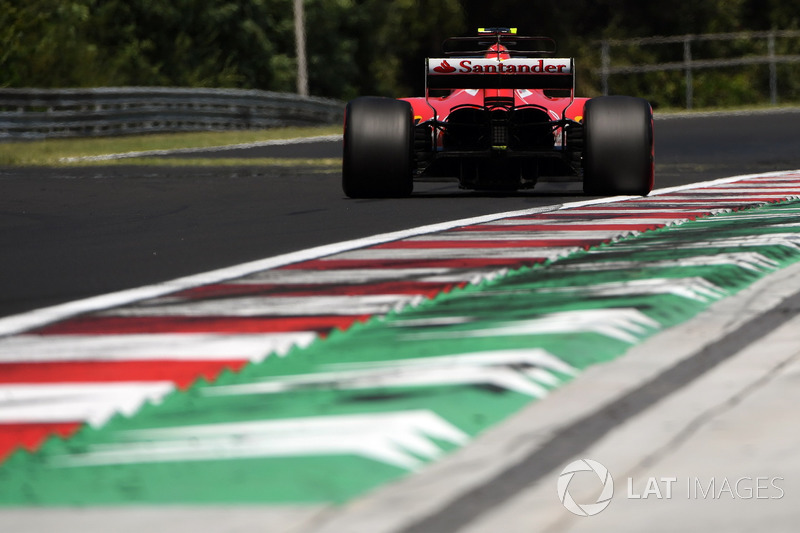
[396,34,589,189]
[403,88,587,133]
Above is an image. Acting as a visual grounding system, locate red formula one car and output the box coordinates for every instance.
[342,28,654,198]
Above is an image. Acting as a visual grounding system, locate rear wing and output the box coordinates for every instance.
[426,57,574,91]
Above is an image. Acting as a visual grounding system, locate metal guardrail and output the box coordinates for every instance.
[0,87,344,140]
[598,30,800,109]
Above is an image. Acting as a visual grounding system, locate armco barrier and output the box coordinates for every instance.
[0,87,344,140]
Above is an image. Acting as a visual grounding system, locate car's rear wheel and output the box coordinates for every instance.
[342,96,414,198]
[583,96,654,196]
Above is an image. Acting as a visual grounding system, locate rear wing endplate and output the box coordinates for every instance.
[426,57,574,91]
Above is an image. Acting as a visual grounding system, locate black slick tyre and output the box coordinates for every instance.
[583,96,654,196]
[342,96,414,198]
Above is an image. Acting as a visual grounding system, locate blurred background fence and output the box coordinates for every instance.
[0,87,343,140]
[597,30,800,109]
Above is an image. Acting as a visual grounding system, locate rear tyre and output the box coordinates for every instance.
[342,96,414,198]
[583,96,654,196]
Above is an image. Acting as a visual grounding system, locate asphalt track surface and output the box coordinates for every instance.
[2,109,800,319]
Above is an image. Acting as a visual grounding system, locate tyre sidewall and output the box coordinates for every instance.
[583,96,654,196]
[342,96,414,198]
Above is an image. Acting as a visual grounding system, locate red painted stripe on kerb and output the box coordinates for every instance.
[35,315,368,335]
[544,210,713,219]
[0,360,247,387]
[373,239,608,249]
[173,281,461,299]
[453,223,664,232]
[0,422,81,460]
[633,197,789,203]
[284,257,550,270]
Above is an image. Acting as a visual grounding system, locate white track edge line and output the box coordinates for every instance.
[0,170,797,337]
